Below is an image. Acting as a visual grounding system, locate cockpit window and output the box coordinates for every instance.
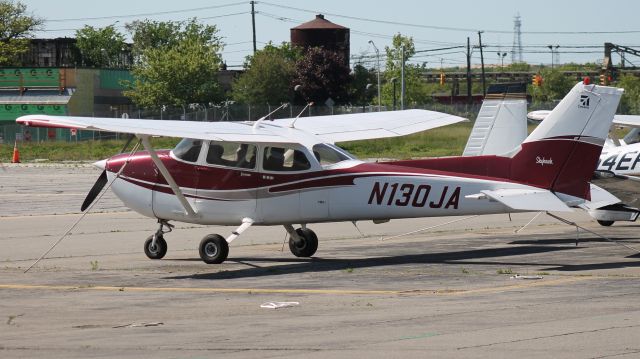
[172,138,203,162]
[312,143,352,166]
[207,141,257,169]
[263,146,311,172]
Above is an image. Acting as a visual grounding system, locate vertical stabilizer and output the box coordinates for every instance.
[510,82,623,199]
[463,82,528,156]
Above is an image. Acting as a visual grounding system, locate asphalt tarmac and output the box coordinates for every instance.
[2,164,640,358]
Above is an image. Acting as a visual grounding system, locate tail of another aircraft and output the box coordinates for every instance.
[462,82,528,156]
[509,82,623,199]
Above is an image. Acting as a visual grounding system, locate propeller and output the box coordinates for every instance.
[81,167,108,211]
[81,135,136,212]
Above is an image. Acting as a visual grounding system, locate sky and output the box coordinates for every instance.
[22,0,640,69]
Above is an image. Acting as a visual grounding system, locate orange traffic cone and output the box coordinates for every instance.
[11,140,20,163]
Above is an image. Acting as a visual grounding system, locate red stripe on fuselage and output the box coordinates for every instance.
[105,137,602,200]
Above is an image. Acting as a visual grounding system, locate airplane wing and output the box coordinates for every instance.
[466,188,572,212]
[528,111,640,129]
[16,114,290,143]
[526,110,551,121]
[17,109,466,144]
[271,109,467,143]
[612,115,640,128]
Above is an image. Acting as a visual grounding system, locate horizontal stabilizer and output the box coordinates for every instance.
[466,188,572,212]
[579,183,620,210]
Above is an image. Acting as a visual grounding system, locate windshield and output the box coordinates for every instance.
[172,138,203,162]
[312,143,353,166]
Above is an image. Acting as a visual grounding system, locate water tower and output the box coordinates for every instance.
[291,14,350,67]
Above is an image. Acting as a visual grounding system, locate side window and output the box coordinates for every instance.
[312,143,351,166]
[206,141,257,169]
[263,146,311,172]
[173,138,203,163]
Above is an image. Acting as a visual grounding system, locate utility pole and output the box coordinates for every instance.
[368,40,381,111]
[251,1,257,54]
[466,37,472,105]
[401,45,405,110]
[478,31,486,97]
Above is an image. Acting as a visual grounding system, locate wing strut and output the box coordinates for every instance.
[139,135,198,218]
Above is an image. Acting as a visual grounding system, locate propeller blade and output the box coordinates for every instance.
[81,170,108,211]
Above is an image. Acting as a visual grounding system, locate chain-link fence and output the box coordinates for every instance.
[1,101,563,144]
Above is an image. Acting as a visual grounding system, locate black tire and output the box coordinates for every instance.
[199,234,229,264]
[597,220,614,227]
[144,235,167,259]
[289,228,318,257]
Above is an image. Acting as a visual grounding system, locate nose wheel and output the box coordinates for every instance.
[144,219,173,260]
[144,235,167,259]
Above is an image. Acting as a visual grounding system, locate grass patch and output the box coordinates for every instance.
[340,122,473,159]
[496,268,513,275]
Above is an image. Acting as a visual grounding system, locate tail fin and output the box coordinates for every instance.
[463,82,528,156]
[510,82,623,199]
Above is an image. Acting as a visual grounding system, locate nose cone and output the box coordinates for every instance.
[93,159,107,171]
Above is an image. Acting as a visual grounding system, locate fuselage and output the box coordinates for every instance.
[103,143,550,226]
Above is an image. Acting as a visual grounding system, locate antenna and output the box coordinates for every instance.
[511,13,523,63]
[252,103,289,131]
[290,102,314,128]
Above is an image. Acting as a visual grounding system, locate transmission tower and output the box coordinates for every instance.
[511,14,523,63]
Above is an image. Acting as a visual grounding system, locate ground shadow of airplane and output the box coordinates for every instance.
[166,232,640,280]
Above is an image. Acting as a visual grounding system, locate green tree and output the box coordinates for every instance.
[381,34,431,108]
[125,19,182,62]
[292,46,351,105]
[123,19,224,108]
[0,1,43,65]
[348,63,376,106]
[618,74,640,114]
[530,68,575,104]
[75,25,126,67]
[231,42,299,105]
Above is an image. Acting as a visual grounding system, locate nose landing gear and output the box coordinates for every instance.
[144,220,173,259]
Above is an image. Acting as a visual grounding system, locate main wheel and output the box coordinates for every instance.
[199,234,229,264]
[597,220,614,227]
[144,235,167,259]
[289,228,318,257]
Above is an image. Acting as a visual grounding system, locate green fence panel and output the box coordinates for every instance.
[0,104,67,121]
[100,69,134,90]
[0,68,60,87]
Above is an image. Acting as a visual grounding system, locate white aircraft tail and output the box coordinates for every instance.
[463,83,527,156]
[510,82,624,199]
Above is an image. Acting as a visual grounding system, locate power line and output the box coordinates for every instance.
[39,12,248,32]
[257,11,463,47]
[258,1,640,35]
[45,1,246,22]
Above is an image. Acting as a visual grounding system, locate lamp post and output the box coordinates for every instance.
[364,83,372,112]
[390,78,397,111]
[497,52,507,72]
[368,40,381,111]
[547,45,559,69]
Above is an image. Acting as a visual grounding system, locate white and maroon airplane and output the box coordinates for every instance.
[16,82,622,264]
